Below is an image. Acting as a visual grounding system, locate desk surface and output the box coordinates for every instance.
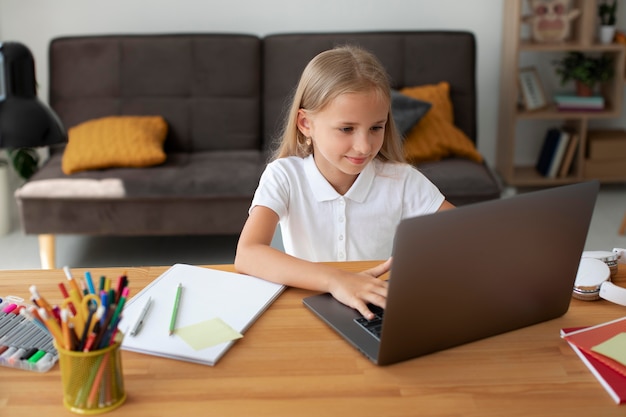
[2,261,626,416]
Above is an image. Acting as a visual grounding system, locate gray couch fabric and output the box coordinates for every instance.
[17,32,500,237]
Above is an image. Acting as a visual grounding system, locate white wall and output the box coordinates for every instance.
[0,0,504,165]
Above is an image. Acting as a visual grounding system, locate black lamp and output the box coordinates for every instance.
[0,41,66,149]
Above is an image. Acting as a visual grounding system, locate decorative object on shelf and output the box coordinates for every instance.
[553,51,614,96]
[525,0,580,43]
[518,67,548,111]
[553,94,605,111]
[0,42,66,180]
[598,0,618,44]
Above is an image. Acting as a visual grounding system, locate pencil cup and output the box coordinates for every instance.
[55,334,126,414]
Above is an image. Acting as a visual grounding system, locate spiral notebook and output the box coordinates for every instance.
[119,264,285,366]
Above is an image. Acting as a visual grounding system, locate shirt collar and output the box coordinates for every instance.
[304,155,375,203]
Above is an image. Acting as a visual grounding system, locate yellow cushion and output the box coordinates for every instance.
[62,116,168,174]
[400,83,483,164]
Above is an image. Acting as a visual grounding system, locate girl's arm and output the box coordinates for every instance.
[234,205,389,319]
[438,200,455,211]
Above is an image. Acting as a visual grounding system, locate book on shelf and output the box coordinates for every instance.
[536,128,570,178]
[536,128,560,176]
[561,326,626,405]
[554,94,605,111]
[558,131,579,178]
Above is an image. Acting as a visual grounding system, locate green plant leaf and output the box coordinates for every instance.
[8,148,39,180]
[553,52,614,88]
[599,0,617,25]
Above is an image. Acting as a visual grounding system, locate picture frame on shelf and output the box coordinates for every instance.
[518,67,548,111]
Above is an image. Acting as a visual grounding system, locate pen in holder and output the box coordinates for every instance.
[55,332,126,415]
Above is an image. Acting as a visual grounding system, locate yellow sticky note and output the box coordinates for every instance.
[591,332,626,366]
[175,318,243,350]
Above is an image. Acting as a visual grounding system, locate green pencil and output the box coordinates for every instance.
[169,283,183,336]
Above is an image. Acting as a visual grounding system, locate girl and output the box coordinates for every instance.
[235,45,454,319]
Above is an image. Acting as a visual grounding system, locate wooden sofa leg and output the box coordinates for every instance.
[38,234,56,269]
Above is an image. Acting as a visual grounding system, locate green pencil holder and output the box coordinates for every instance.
[55,333,126,414]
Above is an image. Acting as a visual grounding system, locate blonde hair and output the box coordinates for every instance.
[272,45,405,163]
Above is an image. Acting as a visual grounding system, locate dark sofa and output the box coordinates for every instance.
[15,31,501,268]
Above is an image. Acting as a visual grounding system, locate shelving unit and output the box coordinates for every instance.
[497,0,626,187]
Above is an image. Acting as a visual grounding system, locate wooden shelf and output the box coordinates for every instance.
[519,40,626,52]
[516,104,621,119]
[496,0,626,188]
[507,166,582,187]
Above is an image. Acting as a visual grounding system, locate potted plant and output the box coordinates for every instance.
[598,0,618,43]
[554,51,614,96]
[0,148,38,235]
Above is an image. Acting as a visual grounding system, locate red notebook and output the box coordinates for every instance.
[563,317,626,378]
[562,326,626,404]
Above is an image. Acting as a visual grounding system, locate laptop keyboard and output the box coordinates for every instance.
[354,304,385,340]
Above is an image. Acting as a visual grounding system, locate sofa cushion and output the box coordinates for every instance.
[417,158,501,206]
[263,32,479,148]
[49,34,263,154]
[390,90,431,136]
[401,83,483,164]
[35,150,266,198]
[62,116,168,174]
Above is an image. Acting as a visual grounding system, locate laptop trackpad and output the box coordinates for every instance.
[303,293,381,363]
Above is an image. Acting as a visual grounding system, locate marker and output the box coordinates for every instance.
[68,288,85,329]
[58,283,77,316]
[82,332,96,352]
[30,285,53,316]
[27,349,46,363]
[8,348,27,363]
[114,274,128,304]
[130,297,152,337]
[63,266,82,301]
[77,305,97,351]
[38,308,63,345]
[61,309,72,350]
[0,346,17,359]
[169,283,183,336]
[20,307,48,332]
[2,303,17,314]
[84,271,96,295]
[58,282,69,299]
[109,287,129,332]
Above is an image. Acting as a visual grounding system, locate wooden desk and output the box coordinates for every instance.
[2,262,626,416]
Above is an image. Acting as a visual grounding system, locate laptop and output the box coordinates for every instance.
[303,181,600,366]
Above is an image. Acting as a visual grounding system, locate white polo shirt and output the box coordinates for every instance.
[250,155,444,262]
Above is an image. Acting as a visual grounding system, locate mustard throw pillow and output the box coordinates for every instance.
[62,116,168,174]
[400,83,483,164]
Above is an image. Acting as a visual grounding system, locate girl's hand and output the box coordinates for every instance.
[327,258,392,319]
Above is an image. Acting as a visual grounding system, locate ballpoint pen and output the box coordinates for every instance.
[130,297,152,337]
[169,284,183,336]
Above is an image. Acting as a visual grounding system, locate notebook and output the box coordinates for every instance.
[303,181,600,366]
[119,264,284,365]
